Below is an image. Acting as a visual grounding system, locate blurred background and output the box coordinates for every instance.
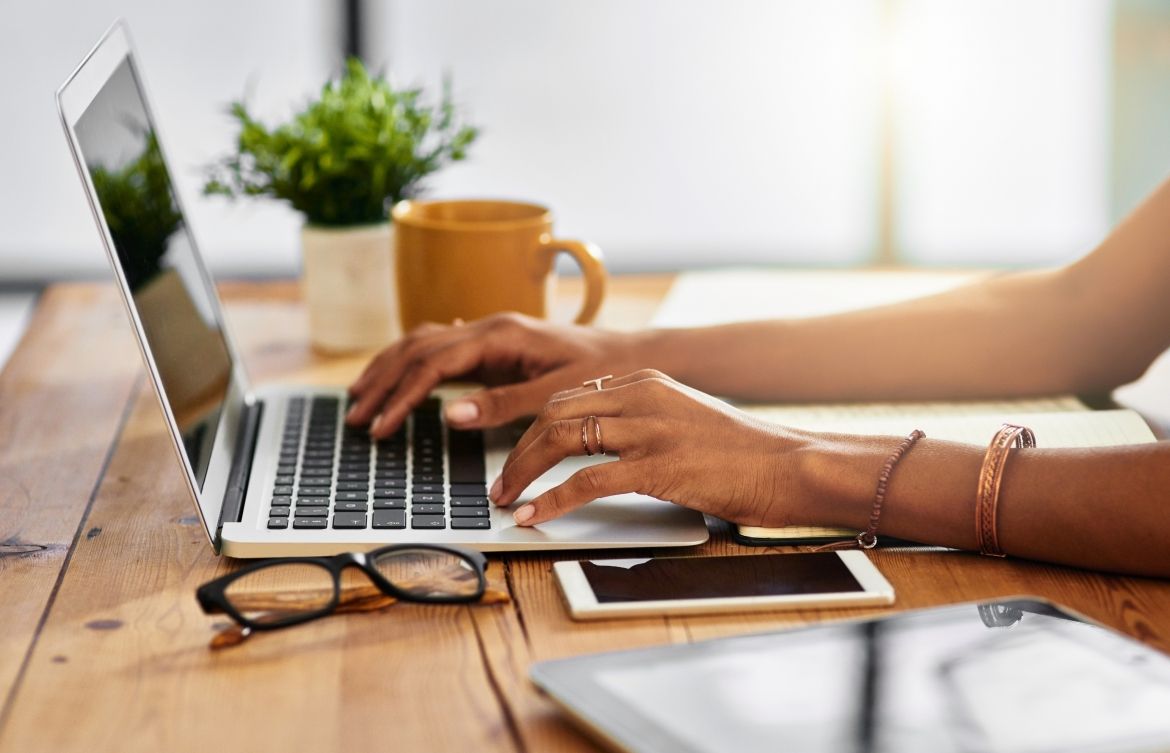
[2,0,1170,363]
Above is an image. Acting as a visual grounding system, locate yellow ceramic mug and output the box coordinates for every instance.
[391,199,606,332]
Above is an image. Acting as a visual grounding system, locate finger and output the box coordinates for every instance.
[512,461,643,526]
[443,370,573,429]
[495,416,638,507]
[346,324,466,424]
[348,331,480,428]
[547,368,676,403]
[368,336,492,438]
[505,387,631,473]
[349,322,449,394]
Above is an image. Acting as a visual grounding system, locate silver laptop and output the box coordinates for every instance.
[56,22,708,557]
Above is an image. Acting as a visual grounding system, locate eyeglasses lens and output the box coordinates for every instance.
[223,562,336,625]
[372,548,481,600]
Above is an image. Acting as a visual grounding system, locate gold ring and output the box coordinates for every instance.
[592,415,605,455]
[582,374,614,391]
[580,417,594,456]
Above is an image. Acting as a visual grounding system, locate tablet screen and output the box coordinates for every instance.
[580,553,863,602]
[532,600,1170,753]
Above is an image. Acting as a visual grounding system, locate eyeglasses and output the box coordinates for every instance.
[196,544,506,648]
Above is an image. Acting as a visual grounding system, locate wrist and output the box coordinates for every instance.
[791,432,891,529]
[625,328,697,382]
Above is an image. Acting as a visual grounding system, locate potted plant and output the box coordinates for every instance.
[204,58,477,352]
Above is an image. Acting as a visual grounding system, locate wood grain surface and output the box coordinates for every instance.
[1,276,1169,753]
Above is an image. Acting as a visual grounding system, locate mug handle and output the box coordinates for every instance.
[539,237,607,324]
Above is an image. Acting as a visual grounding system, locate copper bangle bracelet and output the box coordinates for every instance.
[976,424,1036,557]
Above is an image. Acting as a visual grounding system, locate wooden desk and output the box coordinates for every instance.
[2,277,1169,753]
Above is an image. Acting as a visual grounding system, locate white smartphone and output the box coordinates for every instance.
[554,551,895,620]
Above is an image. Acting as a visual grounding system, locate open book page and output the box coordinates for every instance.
[736,408,1157,543]
[651,269,983,328]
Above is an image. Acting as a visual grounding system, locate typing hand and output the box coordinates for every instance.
[491,369,821,528]
[346,313,641,438]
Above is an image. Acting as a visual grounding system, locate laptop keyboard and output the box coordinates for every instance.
[266,396,489,532]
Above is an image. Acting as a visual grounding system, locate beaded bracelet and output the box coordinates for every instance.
[819,429,926,551]
[976,424,1036,557]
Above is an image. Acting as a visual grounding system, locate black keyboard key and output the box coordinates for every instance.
[373,488,407,499]
[293,518,328,529]
[332,512,367,529]
[339,462,371,473]
[375,468,407,480]
[268,518,289,529]
[294,506,330,517]
[277,465,297,476]
[337,472,369,482]
[336,491,368,502]
[412,483,444,495]
[296,488,330,497]
[372,510,407,529]
[335,501,368,512]
[301,459,334,469]
[411,515,446,529]
[411,504,445,515]
[450,496,489,507]
[273,486,294,496]
[413,473,444,485]
[297,497,331,506]
[373,499,407,510]
[298,477,332,487]
[300,467,333,478]
[412,494,444,504]
[336,482,369,492]
[448,429,486,482]
[412,462,442,476]
[268,508,290,517]
[271,496,292,507]
[451,508,490,518]
[451,518,491,530]
[375,479,407,489]
[449,483,487,497]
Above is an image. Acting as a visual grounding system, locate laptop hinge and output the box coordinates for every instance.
[217,398,264,537]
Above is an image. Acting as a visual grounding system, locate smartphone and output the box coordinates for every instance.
[554,551,895,620]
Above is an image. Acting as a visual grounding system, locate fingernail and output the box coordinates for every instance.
[489,475,502,501]
[513,505,534,525]
[445,400,479,425]
[346,405,359,421]
[369,415,383,434]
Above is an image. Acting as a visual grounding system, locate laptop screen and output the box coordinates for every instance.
[74,58,232,490]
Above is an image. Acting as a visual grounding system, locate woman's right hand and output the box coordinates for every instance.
[345,313,647,439]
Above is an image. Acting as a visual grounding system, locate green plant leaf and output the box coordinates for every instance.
[202,58,478,226]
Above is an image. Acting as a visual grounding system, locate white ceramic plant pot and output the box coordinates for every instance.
[301,222,399,353]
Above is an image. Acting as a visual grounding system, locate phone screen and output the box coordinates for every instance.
[579,553,863,603]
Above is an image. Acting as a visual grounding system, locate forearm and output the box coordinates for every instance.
[799,434,1170,577]
[639,266,1137,401]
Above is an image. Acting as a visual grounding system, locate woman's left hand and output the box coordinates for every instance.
[491,369,826,527]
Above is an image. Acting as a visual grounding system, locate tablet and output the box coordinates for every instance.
[554,551,894,619]
[531,598,1170,753]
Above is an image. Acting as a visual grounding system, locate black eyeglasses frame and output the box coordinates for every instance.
[196,543,488,631]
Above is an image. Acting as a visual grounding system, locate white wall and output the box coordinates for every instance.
[0,0,336,281]
[893,0,1112,265]
[0,1,1139,280]
[369,0,883,271]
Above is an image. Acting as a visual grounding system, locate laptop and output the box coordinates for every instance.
[56,22,708,557]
